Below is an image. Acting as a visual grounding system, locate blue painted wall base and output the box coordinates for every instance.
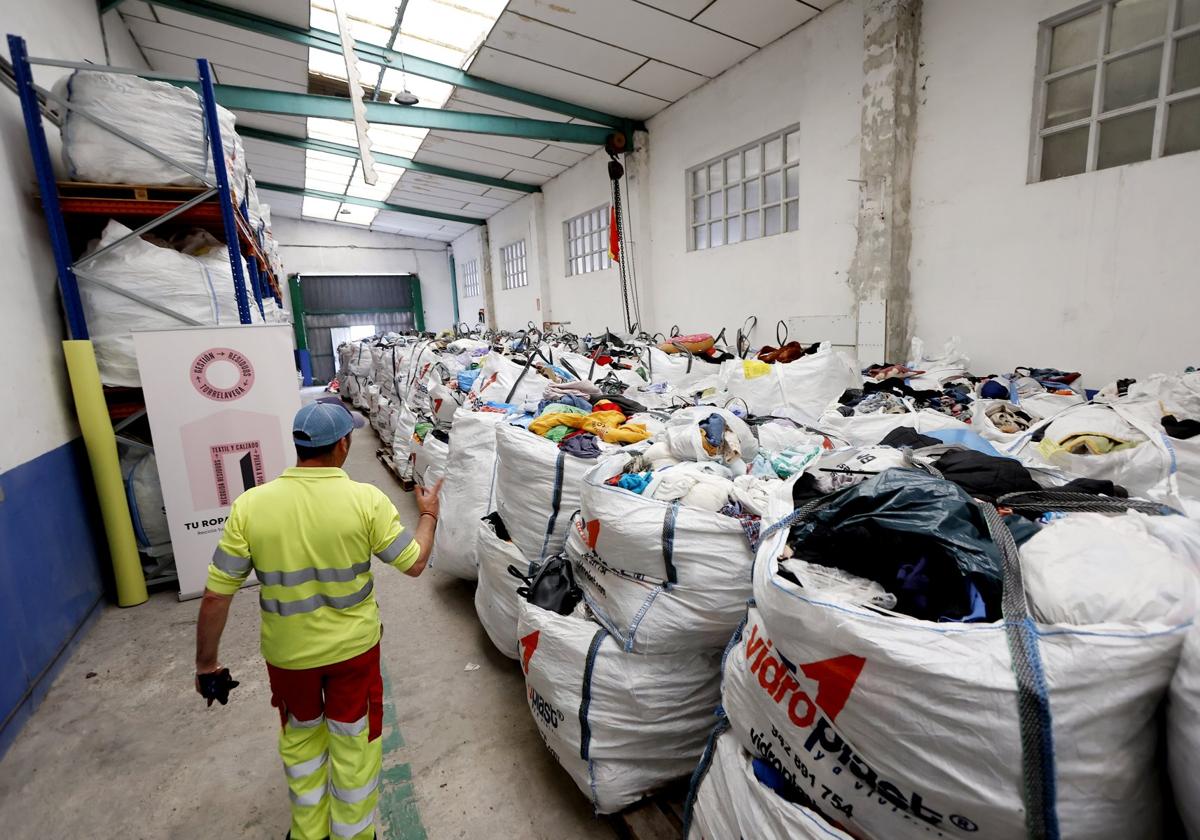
[0,438,108,758]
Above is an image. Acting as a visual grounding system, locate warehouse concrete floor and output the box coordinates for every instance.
[0,418,615,840]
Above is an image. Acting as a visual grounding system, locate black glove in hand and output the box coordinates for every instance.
[197,668,239,707]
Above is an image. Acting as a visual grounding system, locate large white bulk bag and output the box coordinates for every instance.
[1170,625,1200,840]
[571,454,754,654]
[723,485,1192,840]
[517,600,721,814]
[469,352,551,406]
[412,431,449,487]
[1012,401,1189,505]
[429,409,505,580]
[79,221,254,386]
[718,344,858,423]
[474,515,530,659]
[494,424,594,563]
[685,727,854,840]
[59,71,247,196]
[389,404,418,481]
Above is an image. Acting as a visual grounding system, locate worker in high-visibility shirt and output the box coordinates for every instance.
[193,400,442,840]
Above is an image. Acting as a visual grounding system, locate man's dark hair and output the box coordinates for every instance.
[294,434,345,461]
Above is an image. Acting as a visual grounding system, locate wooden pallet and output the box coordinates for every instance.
[376,448,414,491]
[57,180,211,202]
[609,783,688,840]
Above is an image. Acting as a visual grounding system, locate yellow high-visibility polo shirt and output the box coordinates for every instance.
[205,466,419,669]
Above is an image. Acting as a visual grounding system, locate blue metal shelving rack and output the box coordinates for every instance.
[6,33,282,334]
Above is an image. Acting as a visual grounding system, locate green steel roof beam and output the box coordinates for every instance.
[255,181,486,226]
[169,80,614,145]
[104,0,636,131]
[238,126,539,194]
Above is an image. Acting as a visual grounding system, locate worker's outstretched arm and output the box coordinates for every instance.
[195,589,233,672]
[404,479,443,577]
[372,479,443,578]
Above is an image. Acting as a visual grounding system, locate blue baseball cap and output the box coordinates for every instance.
[293,400,364,448]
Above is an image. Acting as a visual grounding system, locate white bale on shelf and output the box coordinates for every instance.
[685,727,855,840]
[59,71,247,197]
[79,220,255,386]
[517,599,721,814]
[429,408,506,580]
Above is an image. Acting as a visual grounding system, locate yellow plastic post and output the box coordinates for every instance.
[62,340,148,607]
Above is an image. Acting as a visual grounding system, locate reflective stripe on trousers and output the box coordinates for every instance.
[280,714,330,840]
[329,714,381,839]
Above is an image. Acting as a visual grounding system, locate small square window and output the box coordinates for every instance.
[1165,95,1200,154]
[685,126,799,249]
[1034,1,1189,181]
[1097,107,1156,168]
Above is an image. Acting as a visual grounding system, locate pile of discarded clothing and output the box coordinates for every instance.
[345,325,1200,832]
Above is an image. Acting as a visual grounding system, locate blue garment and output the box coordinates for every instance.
[925,428,1006,458]
[617,472,653,494]
[699,413,726,448]
[945,580,988,623]
[457,368,481,392]
[538,394,591,413]
[979,379,1009,399]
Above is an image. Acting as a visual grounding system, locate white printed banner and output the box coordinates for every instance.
[134,325,299,598]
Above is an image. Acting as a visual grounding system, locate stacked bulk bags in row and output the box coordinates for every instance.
[711,465,1200,839]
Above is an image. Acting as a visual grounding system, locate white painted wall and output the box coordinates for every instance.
[542,151,629,334]
[911,0,1200,385]
[476,0,864,349]
[638,0,863,349]
[0,3,144,472]
[486,193,546,329]
[273,218,456,331]
[450,226,487,327]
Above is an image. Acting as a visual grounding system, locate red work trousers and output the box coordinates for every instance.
[266,643,384,840]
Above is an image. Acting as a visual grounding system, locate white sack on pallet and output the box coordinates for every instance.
[1170,625,1200,840]
[390,404,418,482]
[119,448,169,549]
[59,71,247,196]
[412,431,449,487]
[429,408,505,580]
[518,600,721,814]
[686,729,855,840]
[718,344,859,423]
[475,515,530,659]
[494,424,595,563]
[722,486,1194,840]
[570,454,755,654]
[80,220,258,386]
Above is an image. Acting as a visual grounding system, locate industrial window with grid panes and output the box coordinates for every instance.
[501,241,528,290]
[1034,0,1200,181]
[460,258,480,298]
[565,205,612,276]
[687,126,801,251]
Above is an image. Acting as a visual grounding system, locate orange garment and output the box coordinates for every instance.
[528,410,651,444]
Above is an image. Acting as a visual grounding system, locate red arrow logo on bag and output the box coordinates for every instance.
[519,630,540,674]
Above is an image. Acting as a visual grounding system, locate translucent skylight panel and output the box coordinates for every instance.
[334,203,379,225]
[346,160,403,200]
[302,196,341,219]
[380,68,454,109]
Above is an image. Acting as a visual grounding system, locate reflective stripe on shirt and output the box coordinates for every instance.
[257,559,372,587]
[376,532,415,564]
[261,578,375,617]
[212,546,252,575]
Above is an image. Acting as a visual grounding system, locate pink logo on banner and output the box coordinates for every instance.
[191,348,255,401]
